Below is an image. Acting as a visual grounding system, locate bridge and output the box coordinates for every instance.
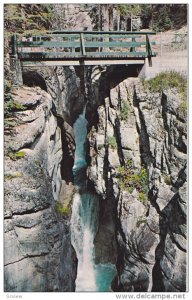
[10,31,157,67]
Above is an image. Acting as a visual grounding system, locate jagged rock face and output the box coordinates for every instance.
[4,86,77,291]
[87,77,187,292]
[22,66,85,124]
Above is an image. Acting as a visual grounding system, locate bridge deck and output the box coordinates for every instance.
[10,31,157,67]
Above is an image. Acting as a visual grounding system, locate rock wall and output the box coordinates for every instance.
[4,85,77,291]
[87,76,187,292]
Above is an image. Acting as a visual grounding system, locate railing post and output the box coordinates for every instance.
[71,35,75,54]
[130,36,136,52]
[146,34,152,67]
[80,33,86,56]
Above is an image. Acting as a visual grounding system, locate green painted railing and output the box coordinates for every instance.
[10,31,157,62]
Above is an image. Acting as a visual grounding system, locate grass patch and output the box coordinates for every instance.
[120,99,129,121]
[4,172,23,180]
[178,99,187,115]
[55,201,71,216]
[4,87,27,118]
[98,144,104,150]
[107,136,117,150]
[5,96,27,116]
[8,150,26,160]
[4,80,12,93]
[136,216,147,228]
[4,118,17,129]
[55,189,74,217]
[163,174,172,185]
[117,159,148,205]
[142,71,187,101]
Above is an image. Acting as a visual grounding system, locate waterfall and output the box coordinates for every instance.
[70,106,117,292]
[70,107,99,291]
[72,106,87,173]
[71,193,99,291]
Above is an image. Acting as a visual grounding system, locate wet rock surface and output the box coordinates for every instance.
[87,77,187,292]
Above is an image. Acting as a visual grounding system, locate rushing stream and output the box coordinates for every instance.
[70,108,117,292]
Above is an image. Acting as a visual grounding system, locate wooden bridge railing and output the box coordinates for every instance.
[10,31,157,64]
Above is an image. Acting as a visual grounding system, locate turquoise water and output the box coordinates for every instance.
[95,263,117,292]
[71,109,117,292]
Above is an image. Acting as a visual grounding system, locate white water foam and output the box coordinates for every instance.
[71,193,99,291]
[70,107,116,292]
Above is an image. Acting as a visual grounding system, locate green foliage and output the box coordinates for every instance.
[163,175,172,185]
[8,150,26,161]
[117,159,148,205]
[5,98,27,115]
[5,172,23,180]
[98,144,104,150]
[120,99,129,121]
[55,201,71,216]
[143,71,187,101]
[4,4,53,35]
[4,118,17,129]
[136,216,147,228]
[4,92,27,118]
[152,5,173,31]
[55,188,74,217]
[179,100,187,115]
[107,136,117,150]
[118,4,142,17]
[4,82,26,130]
[141,4,187,31]
[138,191,148,205]
[4,80,12,93]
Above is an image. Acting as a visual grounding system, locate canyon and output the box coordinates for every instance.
[4,3,187,293]
[4,64,187,292]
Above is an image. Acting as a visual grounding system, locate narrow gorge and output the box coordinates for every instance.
[4,64,187,292]
[4,3,187,294]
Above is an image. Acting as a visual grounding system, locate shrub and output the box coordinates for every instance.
[4,94,27,117]
[179,100,187,115]
[4,80,12,93]
[4,118,17,129]
[152,5,174,32]
[55,189,74,217]
[117,159,148,205]
[143,71,187,101]
[98,144,104,150]
[136,216,147,228]
[139,191,148,205]
[55,201,71,216]
[8,150,26,160]
[4,172,23,180]
[120,99,129,121]
[107,136,117,150]
[164,175,172,185]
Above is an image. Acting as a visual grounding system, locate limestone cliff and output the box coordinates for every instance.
[4,66,81,291]
[87,75,187,292]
